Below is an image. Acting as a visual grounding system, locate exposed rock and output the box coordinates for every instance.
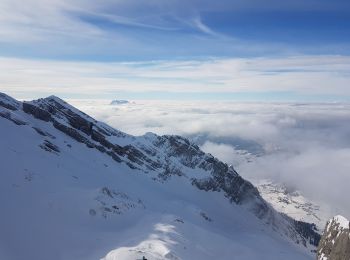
[292,218,320,247]
[23,102,51,122]
[39,140,60,153]
[52,120,93,146]
[317,215,350,260]
[200,212,212,222]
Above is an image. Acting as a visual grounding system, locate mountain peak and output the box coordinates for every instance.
[0,92,322,259]
[110,99,129,105]
[332,215,350,230]
[317,215,350,260]
[0,92,20,110]
[44,95,66,103]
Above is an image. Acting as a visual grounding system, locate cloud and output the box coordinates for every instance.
[0,0,349,60]
[200,141,237,164]
[0,0,223,47]
[191,16,217,36]
[0,0,103,41]
[1,56,350,100]
[66,99,350,219]
[239,147,350,217]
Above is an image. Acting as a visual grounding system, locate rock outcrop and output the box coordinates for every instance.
[317,215,350,260]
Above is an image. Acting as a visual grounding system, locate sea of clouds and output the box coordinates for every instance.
[70,99,350,218]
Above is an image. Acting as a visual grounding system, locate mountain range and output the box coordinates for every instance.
[0,92,321,260]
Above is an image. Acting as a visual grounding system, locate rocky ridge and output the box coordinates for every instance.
[0,92,320,251]
[317,215,350,260]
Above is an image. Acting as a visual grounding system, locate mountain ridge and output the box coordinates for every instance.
[0,92,320,259]
[317,215,350,260]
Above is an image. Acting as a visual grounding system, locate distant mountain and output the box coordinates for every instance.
[255,180,330,230]
[0,92,320,260]
[317,215,350,260]
[110,99,129,105]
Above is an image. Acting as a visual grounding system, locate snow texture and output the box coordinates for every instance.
[0,93,319,260]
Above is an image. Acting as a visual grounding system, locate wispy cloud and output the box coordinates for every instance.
[1,56,350,100]
[0,0,349,60]
[191,16,217,36]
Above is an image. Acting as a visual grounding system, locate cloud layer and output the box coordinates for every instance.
[1,56,350,101]
[68,99,350,218]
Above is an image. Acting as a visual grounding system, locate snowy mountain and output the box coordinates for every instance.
[110,99,129,105]
[317,215,350,260]
[0,92,320,260]
[254,180,331,230]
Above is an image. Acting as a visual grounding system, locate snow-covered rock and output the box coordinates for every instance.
[317,215,350,260]
[110,99,129,105]
[254,180,331,230]
[0,92,321,260]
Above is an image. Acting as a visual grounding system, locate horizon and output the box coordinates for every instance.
[0,0,350,101]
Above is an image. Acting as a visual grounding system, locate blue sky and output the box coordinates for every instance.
[0,0,350,100]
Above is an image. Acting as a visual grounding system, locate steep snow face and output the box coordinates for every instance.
[0,93,319,260]
[317,215,350,260]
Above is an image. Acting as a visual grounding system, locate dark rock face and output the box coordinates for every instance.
[23,102,52,122]
[293,219,320,247]
[53,120,93,146]
[317,216,350,260]
[192,164,267,212]
[22,96,148,168]
[39,140,60,153]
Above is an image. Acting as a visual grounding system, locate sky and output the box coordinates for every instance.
[0,0,350,101]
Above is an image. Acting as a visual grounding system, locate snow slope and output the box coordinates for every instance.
[0,93,319,260]
[254,179,332,230]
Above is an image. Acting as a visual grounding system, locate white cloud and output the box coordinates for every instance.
[200,141,237,164]
[1,55,350,99]
[66,99,350,219]
[239,146,350,217]
[191,16,217,36]
[0,0,103,41]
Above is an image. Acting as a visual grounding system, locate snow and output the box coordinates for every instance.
[102,213,310,260]
[0,96,315,260]
[110,100,129,105]
[333,215,349,230]
[0,93,20,109]
[253,179,333,230]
